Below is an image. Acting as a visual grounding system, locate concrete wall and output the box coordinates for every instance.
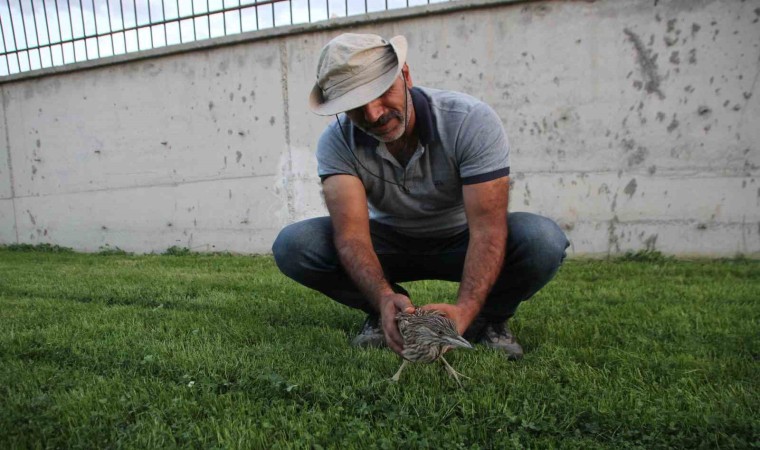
[1,0,758,256]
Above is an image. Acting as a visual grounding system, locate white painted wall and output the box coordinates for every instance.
[1,0,758,256]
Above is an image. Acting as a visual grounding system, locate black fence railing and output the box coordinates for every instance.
[1,0,450,77]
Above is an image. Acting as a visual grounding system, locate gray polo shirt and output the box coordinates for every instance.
[317,86,510,238]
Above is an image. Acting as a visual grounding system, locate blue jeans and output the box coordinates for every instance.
[272,212,569,322]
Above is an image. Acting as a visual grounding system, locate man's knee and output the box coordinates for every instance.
[532,215,569,262]
[272,217,335,281]
[509,213,569,279]
[272,222,299,277]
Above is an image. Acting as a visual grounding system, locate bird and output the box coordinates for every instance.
[391,309,473,385]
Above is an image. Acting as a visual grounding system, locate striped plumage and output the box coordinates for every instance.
[397,309,460,363]
[391,309,472,385]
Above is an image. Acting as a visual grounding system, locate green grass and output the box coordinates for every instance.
[0,248,757,449]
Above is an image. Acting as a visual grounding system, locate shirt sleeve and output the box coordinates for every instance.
[316,119,360,182]
[454,101,510,185]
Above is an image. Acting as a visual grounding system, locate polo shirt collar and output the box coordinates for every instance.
[352,87,439,149]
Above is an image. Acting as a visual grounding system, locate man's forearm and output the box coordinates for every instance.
[456,228,507,323]
[335,237,395,309]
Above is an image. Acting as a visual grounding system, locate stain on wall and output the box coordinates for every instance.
[624,28,666,100]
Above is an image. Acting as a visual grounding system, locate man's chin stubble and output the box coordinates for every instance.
[365,125,406,143]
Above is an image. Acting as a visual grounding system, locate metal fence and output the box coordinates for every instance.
[0,0,450,77]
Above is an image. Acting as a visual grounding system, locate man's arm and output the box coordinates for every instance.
[423,176,509,334]
[322,174,414,354]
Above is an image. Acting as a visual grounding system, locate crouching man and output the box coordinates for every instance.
[273,33,569,359]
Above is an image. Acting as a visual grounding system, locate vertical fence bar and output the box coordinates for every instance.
[363,0,366,15]
[132,0,138,50]
[237,0,241,33]
[2,51,9,75]
[30,0,45,69]
[189,0,195,41]
[326,0,329,21]
[205,0,209,39]
[307,0,310,23]
[160,0,166,44]
[11,0,28,69]
[146,0,153,49]
[90,0,100,58]
[118,0,125,30]
[0,7,14,74]
[54,0,65,63]
[42,0,55,65]
[7,0,22,71]
[255,1,259,30]
[222,0,227,36]
[78,0,88,59]
[118,0,126,53]
[7,1,18,70]
[176,0,182,42]
[0,17,7,74]
[18,0,34,69]
[270,1,273,27]
[105,0,115,55]
[344,0,346,18]
[66,0,76,61]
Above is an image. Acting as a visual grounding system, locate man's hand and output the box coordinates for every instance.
[379,293,415,355]
[420,303,476,335]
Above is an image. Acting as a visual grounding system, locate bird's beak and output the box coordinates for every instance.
[446,335,473,349]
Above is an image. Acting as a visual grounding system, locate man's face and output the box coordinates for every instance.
[345,68,412,143]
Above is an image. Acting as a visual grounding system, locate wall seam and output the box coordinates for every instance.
[279,40,296,224]
[1,85,18,243]
[6,168,753,202]
[11,173,281,200]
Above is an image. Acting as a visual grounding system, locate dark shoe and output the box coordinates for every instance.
[350,315,386,348]
[465,318,523,360]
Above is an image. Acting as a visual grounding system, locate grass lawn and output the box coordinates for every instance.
[0,247,758,449]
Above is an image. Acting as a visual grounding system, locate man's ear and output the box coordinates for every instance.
[402,63,413,88]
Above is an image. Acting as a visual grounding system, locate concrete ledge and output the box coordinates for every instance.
[0,0,537,85]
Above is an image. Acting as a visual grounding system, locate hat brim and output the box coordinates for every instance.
[308,35,408,116]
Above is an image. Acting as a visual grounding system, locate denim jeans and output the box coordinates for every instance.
[272,212,570,322]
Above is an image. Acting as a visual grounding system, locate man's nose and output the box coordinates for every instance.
[362,99,384,124]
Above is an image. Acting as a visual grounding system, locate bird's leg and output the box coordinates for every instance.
[390,360,408,383]
[439,356,470,386]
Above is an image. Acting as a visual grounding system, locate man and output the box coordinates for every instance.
[273,33,569,360]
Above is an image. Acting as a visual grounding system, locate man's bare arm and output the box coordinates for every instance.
[322,174,414,353]
[423,176,509,333]
[456,176,509,326]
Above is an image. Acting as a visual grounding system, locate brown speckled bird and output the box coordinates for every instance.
[391,309,473,385]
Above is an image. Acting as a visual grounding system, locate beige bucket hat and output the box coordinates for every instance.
[309,33,408,116]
